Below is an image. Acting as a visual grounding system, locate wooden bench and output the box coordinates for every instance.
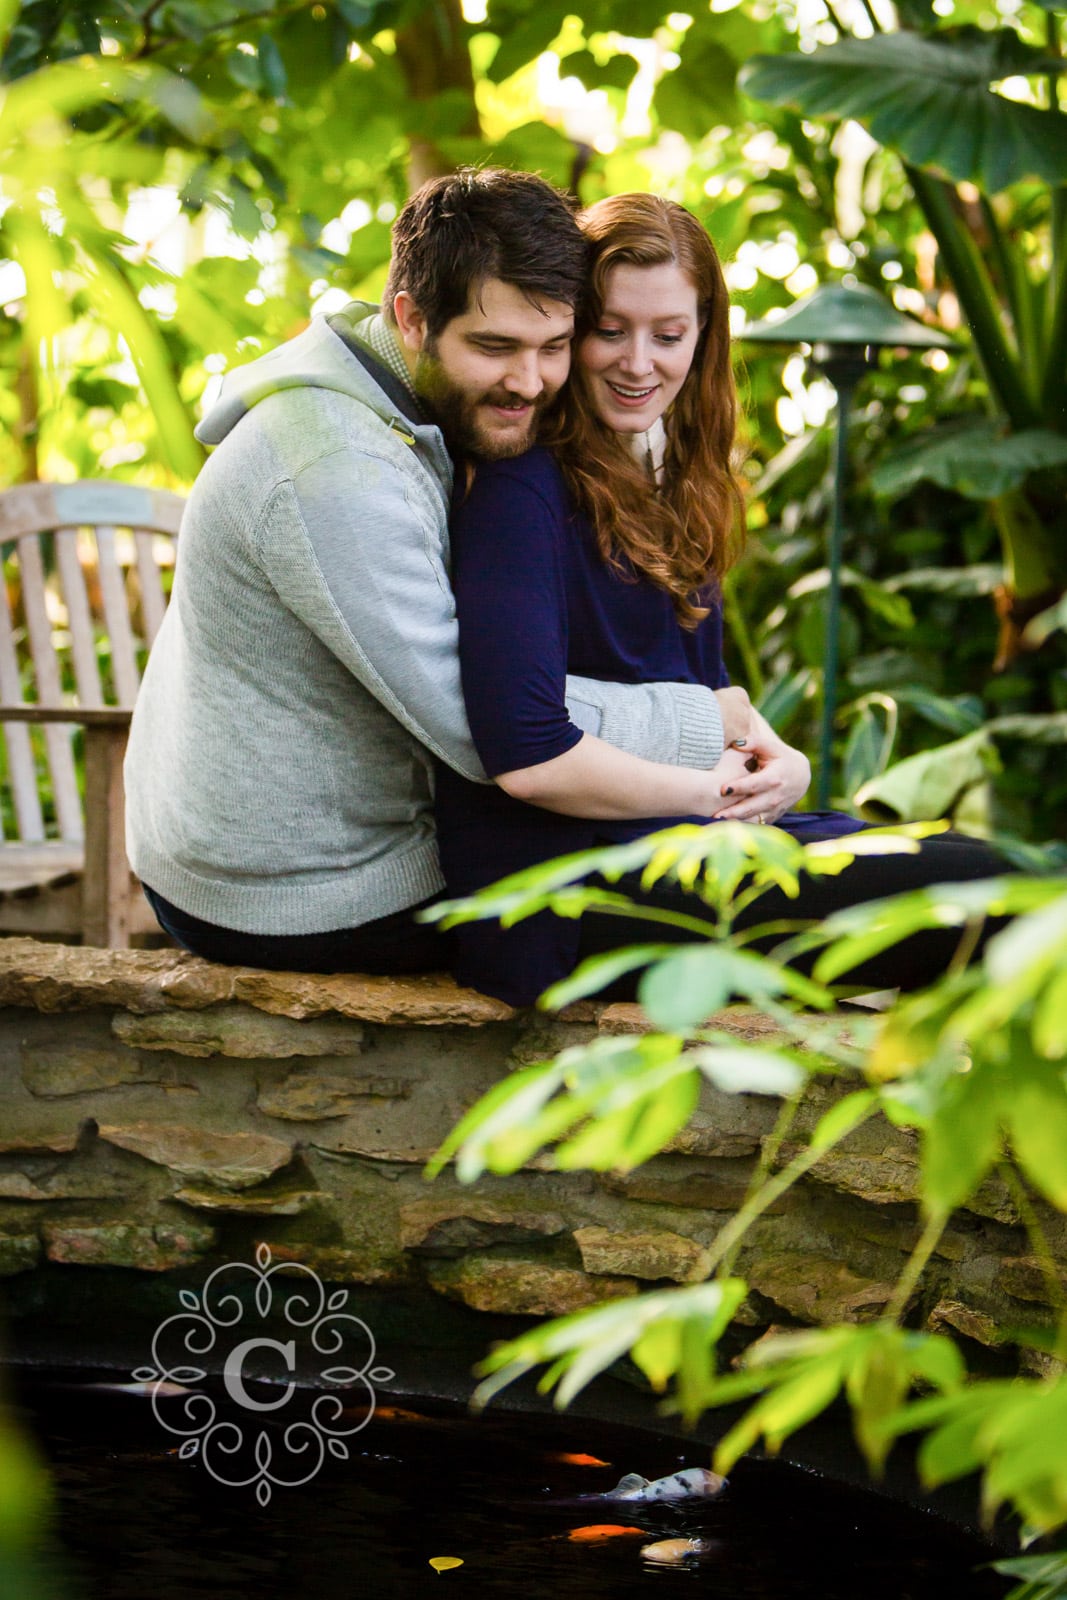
[0,481,185,947]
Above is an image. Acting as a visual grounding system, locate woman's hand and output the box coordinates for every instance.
[711,709,811,824]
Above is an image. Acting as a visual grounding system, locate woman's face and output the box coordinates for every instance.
[578,260,702,434]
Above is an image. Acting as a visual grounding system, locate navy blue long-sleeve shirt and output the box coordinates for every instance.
[435,447,859,1004]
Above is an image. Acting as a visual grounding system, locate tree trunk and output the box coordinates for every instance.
[394,0,481,191]
[13,340,39,484]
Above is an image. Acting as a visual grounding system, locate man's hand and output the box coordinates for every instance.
[712,686,752,750]
[711,708,811,824]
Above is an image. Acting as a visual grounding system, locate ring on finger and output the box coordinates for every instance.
[757,813,766,825]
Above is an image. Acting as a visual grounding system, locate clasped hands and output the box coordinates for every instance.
[710,686,811,825]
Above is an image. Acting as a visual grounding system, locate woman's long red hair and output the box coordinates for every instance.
[542,194,745,626]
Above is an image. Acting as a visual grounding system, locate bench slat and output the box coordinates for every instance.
[0,562,45,840]
[55,528,105,709]
[0,839,84,891]
[94,526,140,705]
[134,530,169,646]
[14,538,82,842]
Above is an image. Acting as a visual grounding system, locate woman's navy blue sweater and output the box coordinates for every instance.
[435,447,859,1005]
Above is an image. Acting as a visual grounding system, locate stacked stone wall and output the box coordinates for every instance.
[0,938,1060,1370]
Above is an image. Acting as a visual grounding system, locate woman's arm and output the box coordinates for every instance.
[497,686,750,818]
[451,455,752,818]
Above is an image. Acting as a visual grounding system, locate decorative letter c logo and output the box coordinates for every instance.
[223,1337,296,1411]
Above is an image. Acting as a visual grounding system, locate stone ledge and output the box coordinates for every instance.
[0,939,788,1044]
[0,937,519,1023]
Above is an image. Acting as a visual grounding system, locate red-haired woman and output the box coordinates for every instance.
[434,194,1006,1005]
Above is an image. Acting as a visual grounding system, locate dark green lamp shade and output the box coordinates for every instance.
[742,282,955,351]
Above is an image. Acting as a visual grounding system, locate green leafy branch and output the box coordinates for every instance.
[426,818,1067,1541]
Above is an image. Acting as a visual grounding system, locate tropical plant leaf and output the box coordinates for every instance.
[1003,1038,1067,1208]
[994,1550,1067,1600]
[922,1054,1003,1212]
[425,1033,704,1182]
[1024,592,1067,647]
[789,565,914,631]
[424,823,912,940]
[884,565,1004,598]
[538,944,677,1010]
[711,1325,963,1474]
[948,886,1067,1042]
[1034,963,1067,1059]
[757,668,816,731]
[871,422,1067,500]
[686,1041,809,1097]
[484,2,570,84]
[471,1281,747,1415]
[740,31,1067,191]
[987,713,1067,744]
[810,875,1017,985]
[654,39,739,140]
[843,694,898,800]
[886,686,985,736]
[554,1059,700,1171]
[558,48,638,92]
[853,728,997,823]
[638,942,829,1031]
[424,1056,567,1181]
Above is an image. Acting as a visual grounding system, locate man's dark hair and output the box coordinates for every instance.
[383,167,587,335]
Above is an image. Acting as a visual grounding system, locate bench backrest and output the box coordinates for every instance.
[0,482,185,844]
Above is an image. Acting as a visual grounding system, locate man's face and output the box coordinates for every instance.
[398,278,574,459]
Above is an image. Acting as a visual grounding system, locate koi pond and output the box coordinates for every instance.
[8,1369,1010,1599]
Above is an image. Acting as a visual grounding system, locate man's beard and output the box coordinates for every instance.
[414,349,547,460]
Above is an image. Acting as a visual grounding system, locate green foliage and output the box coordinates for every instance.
[426,819,939,944]
[0,1400,52,1550]
[705,1324,965,1474]
[0,0,1062,833]
[995,1550,1067,1600]
[0,47,208,475]
[735,0,1067,828]
[472,1280,748,1418]
[889,1379,1067,1530]
[871,423,1067,501]
[426,823,1067,1554]
[852,727,998,822]
[741,31,1067,192]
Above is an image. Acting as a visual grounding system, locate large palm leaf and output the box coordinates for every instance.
[740,30,1067,193]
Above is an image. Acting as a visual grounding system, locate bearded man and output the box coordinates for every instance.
[125,168,734,972]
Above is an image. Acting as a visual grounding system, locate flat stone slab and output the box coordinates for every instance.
[0,1233,41,1276]
[748,1251,896,1324]
[573,1225,712,1283]
[97,1121,295,1191]
[400,1195,567,1252]
[112,1004,366,1058]
[0,1172,127,1202]
[0,1131,81,1155]
[21,1040,164,1097]
[258,1071,412,1121]
[41,1220,217,1271]
[428,1253,639,1316]
[172,1185,323,1215]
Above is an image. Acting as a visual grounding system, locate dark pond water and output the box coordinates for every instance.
[8,1371,1010,1600]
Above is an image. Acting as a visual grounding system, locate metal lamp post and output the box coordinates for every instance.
[742,283,955,808]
